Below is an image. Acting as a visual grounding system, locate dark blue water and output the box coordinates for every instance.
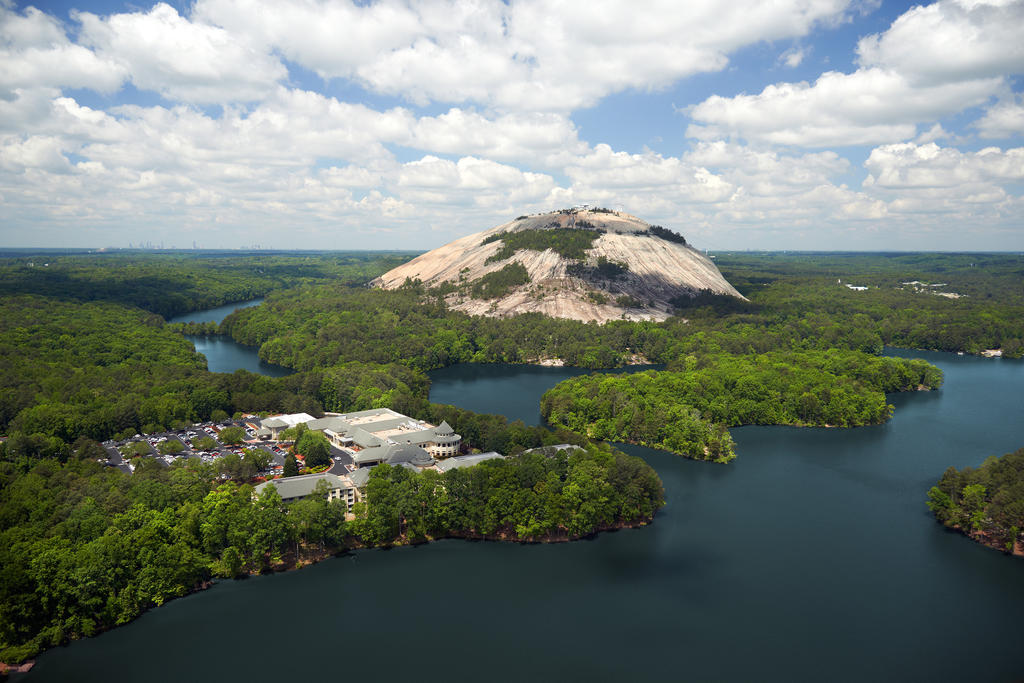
[25,351,1024,682]
[186,336,294,377]
[166,298,294,376]
[165,299,264,325]
[429,362,663,424]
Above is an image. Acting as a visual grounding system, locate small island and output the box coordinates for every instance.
[927,447,1024,556]
[541,350,943,462]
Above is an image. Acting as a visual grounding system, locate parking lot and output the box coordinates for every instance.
[103,418,267,473]
[101,417,355,478]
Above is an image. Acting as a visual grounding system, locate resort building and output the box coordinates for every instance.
[259,412,316,440]
[434,452,504,472]
[264,407,463,465]
[253,472,358,511]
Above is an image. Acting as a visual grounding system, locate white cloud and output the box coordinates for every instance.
[408,109,588,166]
[195,0,854,111]
[779,46,808,68]
[687,0,1023,147]
[75,3,287,103]
[0,5,126,93]
[688,67,999,147]
[0,134,73,173]
[0,0,1020,251]
[864,142,1024,188]
[856,0,1024,87]
[974,95,1024,138]
[856,142,1022,231]
[563,145,734,203]
[396,155,555,208]
[686,141,848,196]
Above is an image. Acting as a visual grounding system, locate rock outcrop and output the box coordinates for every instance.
[372,208,744,322]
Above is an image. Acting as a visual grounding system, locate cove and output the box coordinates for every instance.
[24,351,1024,682]
[167,299,294,377]
[165,299,265,325]
[428,362,663,425]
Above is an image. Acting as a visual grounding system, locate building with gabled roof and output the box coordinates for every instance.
[259,412,315,439]
[253,472,358,511]
[434,452,505,472]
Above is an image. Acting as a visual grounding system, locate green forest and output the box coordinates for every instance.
[540,350,942,462]
[927,447,1024,554]
[0,440,660,664]
[0,251,408,318]
[482,227,602,262]
[2,248,1023,665]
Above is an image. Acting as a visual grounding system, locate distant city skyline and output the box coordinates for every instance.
[1,0,1022,251]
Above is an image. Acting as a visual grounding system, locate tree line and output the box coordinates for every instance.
[540,350,942,462]
[927,447,1024,554]
[0,437,661,664]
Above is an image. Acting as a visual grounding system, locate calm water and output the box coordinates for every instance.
[25,351,1024,682]
[430,362,663,424]
[167,298,295,376]
[165,299,264,325]
[185,336,294,377]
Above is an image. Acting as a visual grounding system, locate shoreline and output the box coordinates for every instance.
[5,515,657,668]
[961,527,1024,557]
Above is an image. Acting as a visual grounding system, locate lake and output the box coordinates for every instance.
[24,350,1024,682]
[165,299,265,325]
[167,299,295,377]
[428,362,663,425]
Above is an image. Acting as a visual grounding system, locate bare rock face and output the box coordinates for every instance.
[372,209,745,322]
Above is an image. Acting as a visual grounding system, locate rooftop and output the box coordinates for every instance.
[435,452,504,472]
[254,472,349,500]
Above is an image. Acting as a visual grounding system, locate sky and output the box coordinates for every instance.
[0,0,1022,251]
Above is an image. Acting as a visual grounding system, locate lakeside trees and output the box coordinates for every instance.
[540,351,942,462]
[0,419,662,664]
[927,447,1024,554]
[349,443,663,544]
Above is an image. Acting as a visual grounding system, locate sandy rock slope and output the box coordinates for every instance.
[373,209,744,322]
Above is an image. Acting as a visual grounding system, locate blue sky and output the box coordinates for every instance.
[1,0,1021,250]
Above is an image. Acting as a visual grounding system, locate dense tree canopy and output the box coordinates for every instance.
[0,251,412,318]
[482,228,602,263]
[541,350,942,462]
[295,431,331,468]
[0,416,661,664]
[350,444,663,544]
[927,447,1024,554]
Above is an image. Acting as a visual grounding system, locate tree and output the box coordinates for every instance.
[192,436,216,451]
[157,439,185,455]
[245,448,272,472]
[218,546,244,578]
[218,426,245,445]
[296,431,331,468]
[72,436,106,461]
[962,483,988,530]
[279,422,308,442]
[121,441,151,457]
[303,439,331,468]
[283,454,299,477]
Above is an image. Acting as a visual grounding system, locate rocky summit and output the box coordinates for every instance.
[372,208,745,322]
